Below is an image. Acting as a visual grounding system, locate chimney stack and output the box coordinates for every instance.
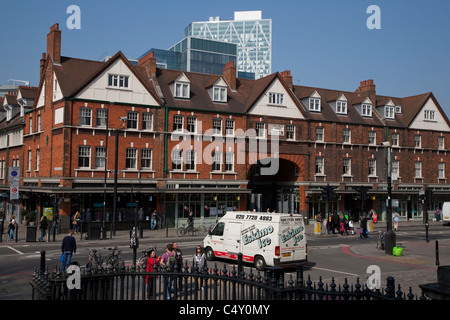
[280,70,293,91]
[40,53,46,81]
[356,79,376,104]
[47,23,61,64]
[138,51,157,77]
[223,60,237,90]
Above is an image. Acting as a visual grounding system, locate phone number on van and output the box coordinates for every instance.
[236,214,272,221]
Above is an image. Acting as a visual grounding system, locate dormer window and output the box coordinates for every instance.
[385,106,395,119]
[213,86,227,102]
[269,93,284,106]
[362,103,372,117]
[309,98,321,112]
[395,106,402,114]
[175,82,190,99]
[336,101,347,114]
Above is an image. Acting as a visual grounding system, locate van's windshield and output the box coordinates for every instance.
[211,222,225,236]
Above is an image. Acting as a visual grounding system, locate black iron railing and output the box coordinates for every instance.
[30,255,427,300]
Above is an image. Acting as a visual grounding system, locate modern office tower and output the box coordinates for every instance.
[139,36,241,78]
[184,10,272,79]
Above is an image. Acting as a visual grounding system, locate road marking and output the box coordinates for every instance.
[310,266,358,277]
[6,246,24,255]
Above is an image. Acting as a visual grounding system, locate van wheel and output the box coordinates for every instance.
[254,256,266,271]
[205,247,215,261]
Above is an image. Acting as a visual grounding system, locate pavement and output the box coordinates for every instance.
[1,218,449,299]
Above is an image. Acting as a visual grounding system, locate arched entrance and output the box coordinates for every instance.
[247,158,302,213]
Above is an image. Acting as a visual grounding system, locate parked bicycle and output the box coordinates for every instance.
[177,223,198,237]
[104,247,123,269]
[86,248,102,270]
[377,231,385,250]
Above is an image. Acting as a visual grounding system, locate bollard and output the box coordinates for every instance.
[15,224,18,243]
[314,221,321,235]
[40,250,46,273]
[435,240,440,266]
[237,253,243,278]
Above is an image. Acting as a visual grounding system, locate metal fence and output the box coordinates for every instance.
[30,257,428,300]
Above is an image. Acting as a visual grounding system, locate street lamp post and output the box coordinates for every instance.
[381,140,396,255]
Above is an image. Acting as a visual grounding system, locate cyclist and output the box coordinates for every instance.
[187,211,194,232]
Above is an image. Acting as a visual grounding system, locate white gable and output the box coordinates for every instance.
[409,97,450,132]
[36,80,46,108]
[337,93,347,101]
[175,73,191,83]
[53,72,64,102]
[76,58,160,106]
[213,77,228,88]
[247,78,304,119]
[310,90,321,99]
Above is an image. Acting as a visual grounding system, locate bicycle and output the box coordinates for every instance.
[86,248,102,270]
[104,247,123,269]
[376,231,385,250]
[177,223,198,237]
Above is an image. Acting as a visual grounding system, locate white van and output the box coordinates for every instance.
[203,211,307,270]
[442,202,450,225]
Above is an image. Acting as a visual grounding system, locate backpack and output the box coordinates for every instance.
[164,252,176,272]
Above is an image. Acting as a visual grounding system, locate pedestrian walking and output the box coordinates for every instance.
[393,212,400,231]
[145,248,159,299]
[72,211,81,234]
[360,214,368,239]
[51,211,59,236]
[38,216,48,242]
[192,245,206,290]
[7,215,16,241]
[61,229,77,272]
[331,212,340,234]
[187,211,194,231]
[150,210,157,230]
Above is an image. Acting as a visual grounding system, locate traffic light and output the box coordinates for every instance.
[322,186,328,199]
[276,190,281,201]
[426,189,434,203]
[283,194,288,202]
[322,185,335,200]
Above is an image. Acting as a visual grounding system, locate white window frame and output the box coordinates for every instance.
[343,158,351,176]
[78,146,90,168]
[225,152,234,172]
[385,106,395,119]
[185,150,196,171]
[172,149,183,170]
[127,111,138,130]
[269,93,284,106]
[343,128,351,144]
[362,104,372,117]
[415,135,422,148]
[213,86,227,102]
[27,150,32,171]
[212,151,222,172]
[415,161,422,178]
[213,118,222,135]
[173,115,184,132]
[36,150,40,171]
[286,124,295,140]
[187,116,197,133]
[79,107,92,127]
[108,74,129,89]
[141,149,152,170]
[309,98,321,112]
[225,119,235,136]
[126,148,138,169]
[336,101,347,114]
[142,113,153,131]
[29,117,33,134]
[175,82,190,99]
[368,159,376,176]
[96,109,108,127]
[439,162,445,179]
[392,160,399,180]
[315,157,324,175]
[37,115,41,132]
[369,131,376,145]
[438,136,445,150]
[95,147,106,169]
[424,110,436,121]
[256,122,265,138]
[315,127,324,142]
[392,133,399,147]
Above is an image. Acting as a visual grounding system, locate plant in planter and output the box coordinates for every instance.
[27,210,37,226]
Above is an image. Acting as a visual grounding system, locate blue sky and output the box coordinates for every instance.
[2,0,450,116]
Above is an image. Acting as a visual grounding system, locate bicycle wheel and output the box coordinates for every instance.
[187,227,197,236]
[177,227,186,237]
[197,225,206,235]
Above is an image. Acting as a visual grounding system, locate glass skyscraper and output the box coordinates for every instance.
[184,11,272,79]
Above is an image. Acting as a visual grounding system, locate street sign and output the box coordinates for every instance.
[8,167,20,200]
[8,167,20,182]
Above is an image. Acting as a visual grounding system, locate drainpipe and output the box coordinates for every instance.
[164,104,168,178]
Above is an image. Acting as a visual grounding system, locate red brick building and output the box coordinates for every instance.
[2,24,450,231]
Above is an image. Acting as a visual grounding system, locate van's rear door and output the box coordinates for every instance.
[279,216,306,265]
[224,222,242,259]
